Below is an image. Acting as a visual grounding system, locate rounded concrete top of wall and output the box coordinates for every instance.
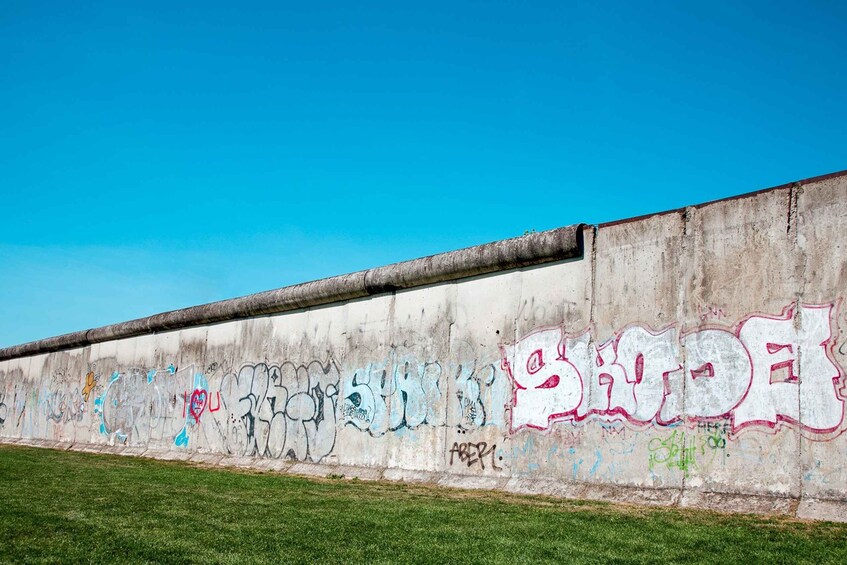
[0,224,585,361]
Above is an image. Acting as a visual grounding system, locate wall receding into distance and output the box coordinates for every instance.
[2,171,847,521]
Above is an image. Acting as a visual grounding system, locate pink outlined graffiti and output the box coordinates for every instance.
[500,301,845,439]
[181,390,221,421]
[189,389,208,422]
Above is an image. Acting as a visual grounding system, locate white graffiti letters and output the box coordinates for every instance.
[505,328,581,429]
[680,329,750,419]
[503,303,844,435]
[734,305,843,432]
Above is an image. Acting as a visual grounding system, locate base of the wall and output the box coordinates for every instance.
[4,438,845,523]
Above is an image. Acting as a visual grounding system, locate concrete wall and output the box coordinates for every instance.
[2,171,846,521]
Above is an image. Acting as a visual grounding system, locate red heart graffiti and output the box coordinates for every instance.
[190,389,208,422]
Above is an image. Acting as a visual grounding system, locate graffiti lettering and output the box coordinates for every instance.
[214,360,339,462]
[448,441,502,470]
[502,302,844,436]
[94,365,186,445]
[648,430,696,477]
[342,349,443,436]
[42,387,85,423]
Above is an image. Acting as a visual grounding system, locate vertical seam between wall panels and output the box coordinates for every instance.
[510,258,524,456]
[153,334,161,453]
[23,355,33,441]
[790,183,805,513]
[386,292,397,471]
[202,325,212,458]
[443,282,456,477]
[678,207,691,505]
[137,336,150,452]
[588,225,598,349]
[588,226,598,494]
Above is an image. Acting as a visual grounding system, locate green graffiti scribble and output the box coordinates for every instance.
[648,427,731,477]
[648,430,697,477]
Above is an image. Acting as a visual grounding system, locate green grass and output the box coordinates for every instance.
[1,445,845,564]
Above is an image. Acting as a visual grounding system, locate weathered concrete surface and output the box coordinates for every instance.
[2,171,847,521]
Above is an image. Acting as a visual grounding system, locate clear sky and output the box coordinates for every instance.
[1,1,845,347]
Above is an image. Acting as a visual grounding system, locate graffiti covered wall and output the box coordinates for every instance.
[1,172,846,521]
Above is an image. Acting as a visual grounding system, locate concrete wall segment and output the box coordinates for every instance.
[796,174,847,510]
[505,236,593,484]
[590,212,684,491]
[2,171,847,520]
[679,188,802,499]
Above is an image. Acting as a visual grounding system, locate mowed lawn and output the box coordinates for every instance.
[1,445,845,564]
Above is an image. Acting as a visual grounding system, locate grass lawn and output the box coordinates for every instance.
[1,445,845,564]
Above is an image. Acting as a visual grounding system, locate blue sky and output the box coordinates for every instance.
[1,1,845,347]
